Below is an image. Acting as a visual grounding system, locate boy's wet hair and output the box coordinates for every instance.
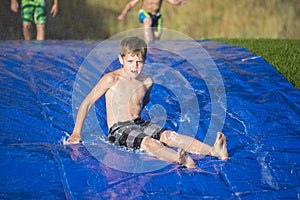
[120,36,147,59]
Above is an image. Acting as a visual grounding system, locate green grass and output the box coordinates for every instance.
[212,39,300,90]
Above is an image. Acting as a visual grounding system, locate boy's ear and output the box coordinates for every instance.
[118,55,124,65]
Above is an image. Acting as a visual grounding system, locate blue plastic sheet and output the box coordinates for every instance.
[0,40,300,199]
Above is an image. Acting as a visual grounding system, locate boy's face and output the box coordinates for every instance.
[119,52,145,79]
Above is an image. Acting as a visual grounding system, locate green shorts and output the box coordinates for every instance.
[21,0,46,24]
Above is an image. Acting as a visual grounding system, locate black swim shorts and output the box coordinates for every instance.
[108,118,165,150]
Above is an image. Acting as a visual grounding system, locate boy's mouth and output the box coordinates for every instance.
[131,69,138,73]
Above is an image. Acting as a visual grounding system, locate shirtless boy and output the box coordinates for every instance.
[65,36,228,168]
[10,0,58,40]
[118,0,187,41]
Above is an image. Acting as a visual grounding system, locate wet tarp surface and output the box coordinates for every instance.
[0,40,299,199]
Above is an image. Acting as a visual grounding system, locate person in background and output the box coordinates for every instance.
[118,0,187,41]
[10,0,59,40]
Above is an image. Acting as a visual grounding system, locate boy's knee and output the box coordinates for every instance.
[154,32,161,40]
[160,130,177,144]
[141,137,162,152]
[143,17,152,27]
[23,22,32,30]
[36,23,45,30]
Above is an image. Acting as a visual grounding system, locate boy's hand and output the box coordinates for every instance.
[10,0,19,13]
[118,13,127,20]
[51,5,58,17]
[178,0,188,5]
[64,133,82,145]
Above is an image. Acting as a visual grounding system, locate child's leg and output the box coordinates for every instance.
[160,131,228,160]
[140,137,195,168]
[153,31,161,40]
[153,17,162,40]
[23,22,32,40]
[36,23,45,40]
[143,17,154,41]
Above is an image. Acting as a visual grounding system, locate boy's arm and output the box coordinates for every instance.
[51,0,59,17]
[167,0,187,5]
[10,0,19,13]
[118,0,140,20]
[143,77,153,107]
[65,74,116,144]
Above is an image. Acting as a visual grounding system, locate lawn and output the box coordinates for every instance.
[213,39,300,90]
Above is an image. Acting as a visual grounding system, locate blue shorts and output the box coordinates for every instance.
[108,118,165,150]
[138,9,163,33]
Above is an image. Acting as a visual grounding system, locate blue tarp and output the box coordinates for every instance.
[0,40,299,199]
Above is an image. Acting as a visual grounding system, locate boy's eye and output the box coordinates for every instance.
[126,60,143,64]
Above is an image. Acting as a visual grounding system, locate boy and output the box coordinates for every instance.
[65,36,228,168]
[10,0,59,40]
[118,0,187,41]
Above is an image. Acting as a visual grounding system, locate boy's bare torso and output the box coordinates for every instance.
[141,0,163,15]
[105,69,151,128]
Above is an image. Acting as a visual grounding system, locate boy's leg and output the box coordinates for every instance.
[159,131,228,160]
[23,22,32,40]
[153,17,162,40]
[153,30,161,40]
[140,137,195,168]
[36,23,45,40]
[143,17,154,41]
[33,0,46,40]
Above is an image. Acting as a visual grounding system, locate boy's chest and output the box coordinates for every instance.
[110,79,147,102]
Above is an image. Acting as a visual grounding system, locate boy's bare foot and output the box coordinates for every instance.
[210,132,228,160]
[178,148,196,168]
